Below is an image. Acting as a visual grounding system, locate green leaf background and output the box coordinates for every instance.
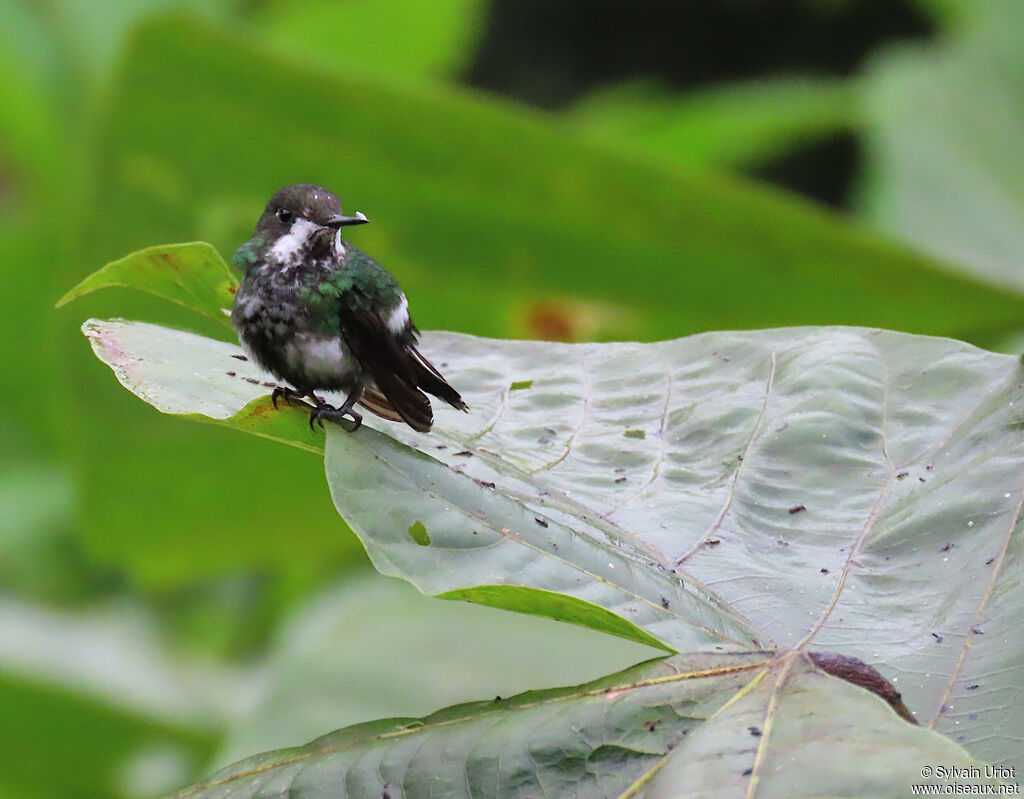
[3,0,1024,795]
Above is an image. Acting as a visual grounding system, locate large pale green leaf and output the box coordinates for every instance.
[81,311,1024,770]
[172,651,996,799]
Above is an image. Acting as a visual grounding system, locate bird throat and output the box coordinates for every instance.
[267,220,342,270]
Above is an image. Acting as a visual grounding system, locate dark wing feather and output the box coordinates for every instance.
[357,385,405,424]
[339,306,466,432]
[336,248,467,432]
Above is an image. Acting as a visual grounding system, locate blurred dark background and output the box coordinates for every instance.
[2,0,1022,796]
[466,0,934,207]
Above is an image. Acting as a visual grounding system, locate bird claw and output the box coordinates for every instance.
[271,386,303,409]
[308,403,363,432]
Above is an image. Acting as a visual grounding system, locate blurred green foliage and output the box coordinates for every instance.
[2,0,1023,796]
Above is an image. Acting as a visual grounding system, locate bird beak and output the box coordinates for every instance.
[325,211,369,228]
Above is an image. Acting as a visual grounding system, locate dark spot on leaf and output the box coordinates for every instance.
[705,539,721,547]
[228,285,237,294]
[510,380,533,390]
[453,450,473,457]
[494,695,502,702]
[788,504,806,514]
[939,542,952,552]
[382,787,390,799]
[614,467,626,473]
[478,480,495,489]
[748,726,762,737]
[919,477,926,482]
[966,684,980,690]
[534,517,548,528]
[244,377,260,385]
[436,444,446,449]
[926,463,933,470]
[896,471,909,480]
[624,429,645,439]
[231,354,248,361]
[742,768,753,777]
[986,557,996,565]
[775,421,789,432]
[971,626,984,635]
[661,597,669,609]
[820,568,829,574]
[262,381,276,388]
[408,521,430,546]
[776,539,788,546]
[808,651,916,724]
[642,720,659,732]
[226,371,236,377]
[544,427,557,436]
[737,454,743,461]
[931,632,943,643]
[614,476,627,484]
[538,437,550,444]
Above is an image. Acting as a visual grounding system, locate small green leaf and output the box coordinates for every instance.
[509,380,533,391]
[57,242,237,327]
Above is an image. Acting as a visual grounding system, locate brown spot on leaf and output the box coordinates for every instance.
[808,651,916,724]
[231,354,248,361]
[788,504,806,514]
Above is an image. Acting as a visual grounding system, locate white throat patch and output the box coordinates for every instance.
[269,218,319,264]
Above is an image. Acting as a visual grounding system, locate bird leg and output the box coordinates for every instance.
[307,388,363,432]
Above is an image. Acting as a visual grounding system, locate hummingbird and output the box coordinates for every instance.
[230,183,467,432]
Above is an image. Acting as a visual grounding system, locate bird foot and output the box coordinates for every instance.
[271,386,305,409]
[308,403,363,432]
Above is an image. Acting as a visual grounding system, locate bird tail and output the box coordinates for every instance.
[358,380,434,433]
[408,345,469,411]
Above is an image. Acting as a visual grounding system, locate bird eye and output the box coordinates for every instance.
[276,208,294,225]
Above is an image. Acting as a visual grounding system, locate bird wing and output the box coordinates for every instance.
[338,305,435,432]
[335,249,467,432]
